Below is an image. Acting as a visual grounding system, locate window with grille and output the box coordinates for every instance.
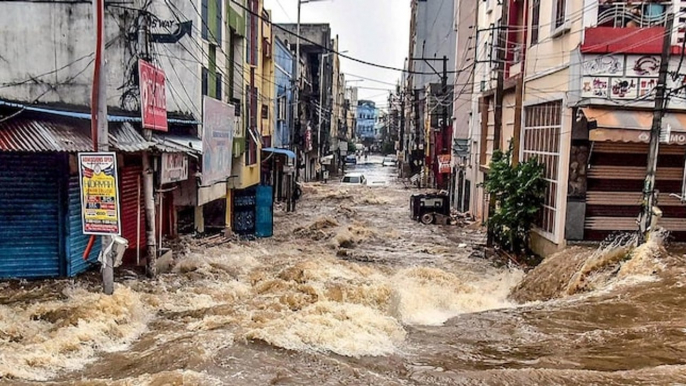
[523,101,562,236]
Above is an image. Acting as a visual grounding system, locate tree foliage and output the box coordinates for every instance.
[483,144,547,255]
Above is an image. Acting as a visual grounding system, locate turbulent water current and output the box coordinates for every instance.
[2,159,686,385]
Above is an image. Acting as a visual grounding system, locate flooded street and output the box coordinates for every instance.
[2,157,686,385]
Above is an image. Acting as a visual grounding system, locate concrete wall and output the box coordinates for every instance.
[452,0,477,140]
[0,0,206,117]
[413,0,457,89]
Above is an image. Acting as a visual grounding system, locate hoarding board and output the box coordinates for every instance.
[202,96,235,185]
[78,152,121,235]
[438,154,451,174]
[139,59,168,131]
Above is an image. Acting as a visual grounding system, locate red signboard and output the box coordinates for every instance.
[438,154,451,174]
[139,59,168,131]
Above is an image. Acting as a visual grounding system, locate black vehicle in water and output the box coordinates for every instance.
[410,193,450,224]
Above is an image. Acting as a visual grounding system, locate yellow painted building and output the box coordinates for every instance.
[226,0,274,229]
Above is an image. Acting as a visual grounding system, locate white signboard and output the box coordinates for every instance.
[161,153,189,184]
[202,96,235,185]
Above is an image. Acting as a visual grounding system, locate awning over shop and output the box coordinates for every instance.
[262,147,296,159]
[0,117,150,152]
[152,133,203,155]
[582,107,686,144]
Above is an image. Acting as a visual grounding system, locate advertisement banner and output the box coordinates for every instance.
[161,153,189,184]
[438,154,451,174]
[139,59,168,132]
[202,96,235,185]
[78,152,121,235]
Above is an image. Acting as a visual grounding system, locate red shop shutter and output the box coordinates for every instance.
[119,165,146,263]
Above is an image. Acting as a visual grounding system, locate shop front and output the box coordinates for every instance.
[577,107,686,241]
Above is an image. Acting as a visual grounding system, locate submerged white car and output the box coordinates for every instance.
[341,173,367,185]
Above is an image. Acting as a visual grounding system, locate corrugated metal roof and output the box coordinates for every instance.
[0,118,151,152]
[152,133,203,154]
[0,99,202,125]
[109,122,151,152]
[0,118,93,152]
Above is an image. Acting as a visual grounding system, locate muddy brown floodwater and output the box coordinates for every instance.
[2,162,686,385]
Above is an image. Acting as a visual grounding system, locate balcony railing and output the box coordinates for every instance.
[597,1,670,28]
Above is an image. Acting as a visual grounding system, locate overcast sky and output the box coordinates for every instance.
[263,0,411,109]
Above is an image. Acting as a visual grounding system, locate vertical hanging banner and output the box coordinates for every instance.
[78,152,121,235]
[139,59,168,131]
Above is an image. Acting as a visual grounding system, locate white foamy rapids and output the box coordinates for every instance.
[245,301,406,357]
[389,267,524,326]
[0,285,151,381]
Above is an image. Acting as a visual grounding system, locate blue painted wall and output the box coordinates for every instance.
[274,38,294,148]
[356,100,378,140]
[66,175,99,276]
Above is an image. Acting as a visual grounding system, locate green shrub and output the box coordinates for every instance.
[483,143,547,255]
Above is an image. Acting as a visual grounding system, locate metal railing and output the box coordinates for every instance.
[597,1,671,28]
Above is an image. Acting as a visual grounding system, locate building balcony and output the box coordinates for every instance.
[597,1,669,28]
[582,1,677,54]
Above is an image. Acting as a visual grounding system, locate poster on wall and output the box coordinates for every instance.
[161,153,189,184]
[78,152,121,235]
[202,96,235,185]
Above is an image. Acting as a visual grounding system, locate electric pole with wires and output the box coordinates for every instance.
[639,13,674,242]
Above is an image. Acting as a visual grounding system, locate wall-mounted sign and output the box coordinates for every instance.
[78,152,121,235]
[161,153,189,184]
[438,154,451,174]
[139,59,168,131]
[202,96,235,185]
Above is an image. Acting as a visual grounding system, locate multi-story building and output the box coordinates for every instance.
[406,0,457,189]
[451,0,478,211]
[0,0,280,278]
[274,23,333,181]
[356,100,378,144]
[470,0,686,255]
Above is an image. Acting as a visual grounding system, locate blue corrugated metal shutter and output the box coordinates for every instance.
[255,185,273,238]
[0,153,63,278]
[66,175,99,276]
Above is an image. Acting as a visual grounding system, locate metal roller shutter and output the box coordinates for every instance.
[0,153,63,278]
[119,165,146,262]
[66,175,99,276]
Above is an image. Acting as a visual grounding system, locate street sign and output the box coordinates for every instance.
[139,59,168,132]
[78,152,121,235]
[160,153,189,184]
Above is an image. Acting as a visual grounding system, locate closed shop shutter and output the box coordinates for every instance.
[66,175,99,277]
[0,153,63,278]
[585,143,686,240]
[119,165,146,263]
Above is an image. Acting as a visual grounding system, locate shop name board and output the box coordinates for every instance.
[438,154,451,174]
[139,59,168,131]
[161,153,189,184]
[78,152,121,235]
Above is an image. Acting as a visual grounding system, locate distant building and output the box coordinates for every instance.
[356,100,378,142]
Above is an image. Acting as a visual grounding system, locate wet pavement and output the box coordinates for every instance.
[1,157,686,385]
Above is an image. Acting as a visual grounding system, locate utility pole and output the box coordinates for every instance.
[493,0,508,152]
[90,0,113,294]
[409,56,449,188]
[639,13,674,241]
[487,0,509,247]
[138,14,158,278]
[288,0,302,212]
